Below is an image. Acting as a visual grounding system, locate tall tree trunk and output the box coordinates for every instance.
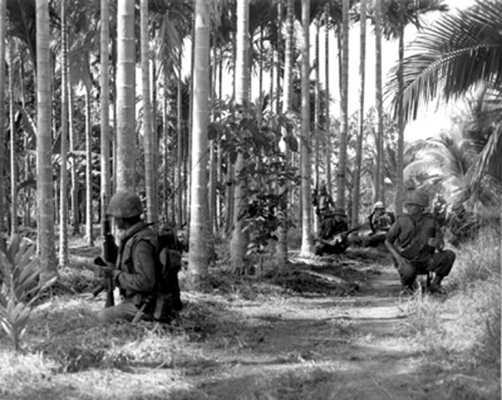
[336,0,349,210]
[8,40,18,235]
[276,0,293,264]
[374,0,384,204]
[0,0,6,234]
[36,0,57,280]
[299,0,312,257]
[59,0,69,267]
[116,0,136,191]
[230,0,251,271]
[324,4,332,196]
[177,52,183,227]
[189,0,211,287]
[69,85,79,235]
[141,0,158,225]
[100,0,112,234]
[395,28,405,214]
[314,20,320,232]
[84,85,93,246]
[352,0,367,226]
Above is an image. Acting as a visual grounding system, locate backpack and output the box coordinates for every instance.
[153,227,184,321]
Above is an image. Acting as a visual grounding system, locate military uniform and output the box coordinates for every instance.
[365,202,395,246]
[97,191,169,323]
[386,212,455,288]
[314,208,349,255]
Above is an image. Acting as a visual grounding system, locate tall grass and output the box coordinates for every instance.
[405,226,500,374]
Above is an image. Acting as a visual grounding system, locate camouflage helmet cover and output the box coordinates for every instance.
[404,191,429,208]
[107,191,143,218]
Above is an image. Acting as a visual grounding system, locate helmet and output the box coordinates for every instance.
[333,207,346,216]
[107,191,143,218]
[404,191,429,208]
[373,201,385,210]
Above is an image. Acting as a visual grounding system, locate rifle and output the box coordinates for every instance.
[92,218,118,308]
[316,223,368,246]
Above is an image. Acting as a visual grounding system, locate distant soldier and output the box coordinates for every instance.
[314,184,335,222]
[385,191,456,294]
[364,201,395,246]
[446,203,480,247]
[314,207,350,256]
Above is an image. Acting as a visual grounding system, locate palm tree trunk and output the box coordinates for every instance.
[141,0,158,225]
[8,40,18,235]
[395,28,405,214]
[59,0,69,267]
[336,0,349,210]
[374,0,384,204]
[116,0,136,191]
[230,0,251,271]
[189,0,211,287]
[0,0,6,233]
[276,0,293,264]
[299,0,312,257]
[36,0,57,280]
[84,85,93,246]
[352,0,367,226]
[324,4,332,196]
[100,0,111,234]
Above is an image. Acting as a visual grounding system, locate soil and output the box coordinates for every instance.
[161,247,497,400]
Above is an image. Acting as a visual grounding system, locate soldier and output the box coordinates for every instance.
[314,184,335,222]
[96,190,178,323]
[364,201,395,246]
[314,207,350,256]
[385,191,456,294]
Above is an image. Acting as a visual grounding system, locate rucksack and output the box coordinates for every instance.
[153,227,184,321]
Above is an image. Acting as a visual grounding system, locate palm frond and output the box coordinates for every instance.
[386,0,502,122]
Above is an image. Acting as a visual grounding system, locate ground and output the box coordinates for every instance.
[0,244,499,400]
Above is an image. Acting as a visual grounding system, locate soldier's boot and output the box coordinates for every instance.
[430,275,446,294]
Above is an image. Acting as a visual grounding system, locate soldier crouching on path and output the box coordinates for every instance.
[385,191,456,294]
[96,191,169,323]
[314,207,350,256]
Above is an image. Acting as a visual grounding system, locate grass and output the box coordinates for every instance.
[401,226,500,389]
[0,227,500,399]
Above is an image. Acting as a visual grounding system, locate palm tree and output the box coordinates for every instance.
[230,0,251,271]
[100,0,112,236]
[352,0,367,226]
[36,0,57,280]
[386,0,502,206]
[0,0,6,233]
[276,0,294,264]
[141,0,158,224]
[299,0,312,257]
[116,0,136,191]
[59,0,69,267]
[189,0,211,287]
[379,0,448,214]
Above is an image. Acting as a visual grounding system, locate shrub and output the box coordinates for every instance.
[0,235,57,352]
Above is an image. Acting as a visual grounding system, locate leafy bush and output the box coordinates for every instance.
[0,235,56,351]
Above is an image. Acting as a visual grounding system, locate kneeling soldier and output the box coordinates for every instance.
[385,191,456,294]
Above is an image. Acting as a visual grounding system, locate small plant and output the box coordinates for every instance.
[0,234,57,352]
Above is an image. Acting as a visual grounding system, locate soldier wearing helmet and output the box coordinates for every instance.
[385,190,456,294]
[314,206,350,256]
[96,190,160,323]
[314,183,335,222]
[363,201,395,246]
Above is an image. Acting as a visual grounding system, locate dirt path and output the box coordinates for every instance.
[174,253,454,400]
